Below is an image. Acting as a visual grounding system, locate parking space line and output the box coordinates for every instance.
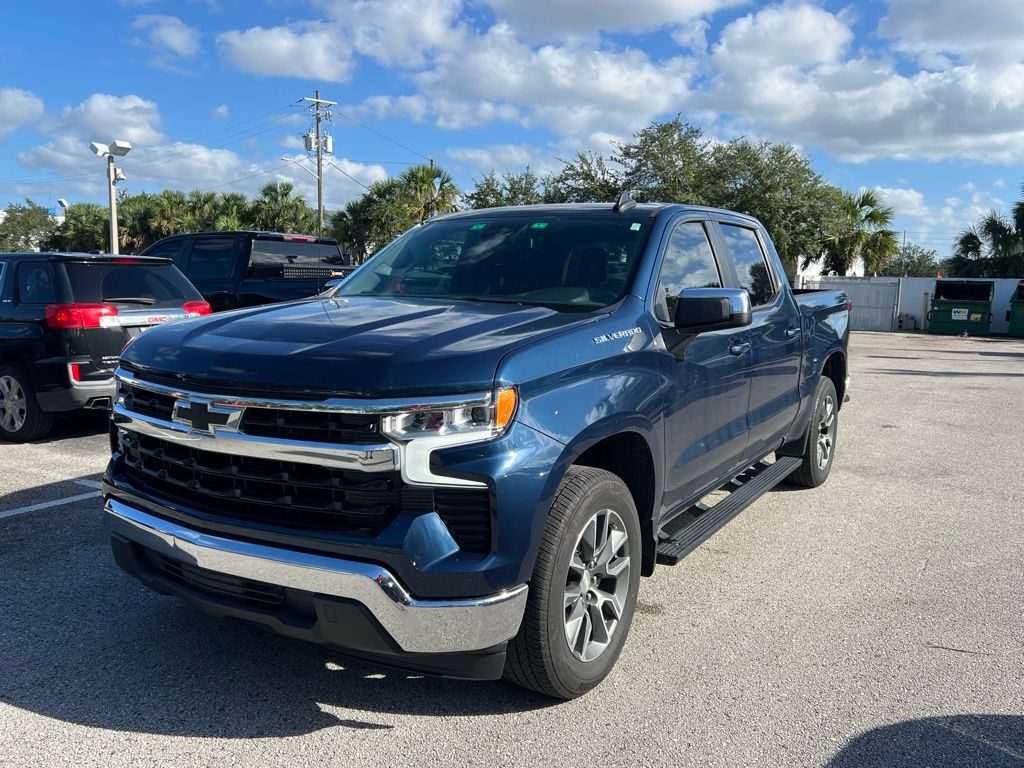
[0,491,103,521]
[74,480,104,490]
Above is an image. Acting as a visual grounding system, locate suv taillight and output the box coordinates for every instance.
[46,303,118,329]
[183,300,212,316]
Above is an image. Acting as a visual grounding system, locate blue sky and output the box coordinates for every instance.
[1,0,1022,256]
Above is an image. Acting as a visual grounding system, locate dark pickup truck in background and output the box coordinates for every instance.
[139,231,354,311]
[0,253,209,441]
[104,202,849,699]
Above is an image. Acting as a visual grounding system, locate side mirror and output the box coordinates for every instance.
[673,287,752,331]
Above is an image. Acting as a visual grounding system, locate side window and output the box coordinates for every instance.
[145,239,187,270]
[18,262,55,304]
[719,224,776,307]
[186,238,237,282]
[654,221,722,322]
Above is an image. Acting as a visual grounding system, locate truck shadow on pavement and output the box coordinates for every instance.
[0,479,556,739]
[827,715,1024,768]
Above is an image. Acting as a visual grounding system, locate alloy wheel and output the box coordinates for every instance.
[563,508,631,662]
[816,394,836,470]
[0,375,27,434]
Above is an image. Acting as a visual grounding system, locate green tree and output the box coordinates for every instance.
[117,192,157,253]
[818,189,899,275]
[464,168,543,209]
[51,203,107,252]
[614,117,712,204]
[0,199,55,252]
[879,241,940,277]
[398,164,459,222]
[330,178,415,263]
[251,181,315,233]
[213,192,253,231]
[543,151,621,203]
[149,190,189,239]
[947,183,1024,277]
[707,139,846,276]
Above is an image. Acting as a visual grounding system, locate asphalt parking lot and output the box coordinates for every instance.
[1,331,1022,767]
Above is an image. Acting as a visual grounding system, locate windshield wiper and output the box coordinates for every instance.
[103,296,156,305]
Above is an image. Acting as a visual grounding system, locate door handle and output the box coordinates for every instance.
[785,326,801,339]
[729,342,751,356]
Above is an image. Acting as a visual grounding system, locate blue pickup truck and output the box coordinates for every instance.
[103,201,849,699]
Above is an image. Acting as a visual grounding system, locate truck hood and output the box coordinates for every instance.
[120,296,597,397]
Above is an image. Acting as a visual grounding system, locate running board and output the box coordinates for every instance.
[656,457,802,566]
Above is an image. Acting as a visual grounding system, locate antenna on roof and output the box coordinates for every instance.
[613,190,637,213]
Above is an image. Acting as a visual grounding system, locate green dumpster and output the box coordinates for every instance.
[928,280,994,336]
[1008,281,1024,338]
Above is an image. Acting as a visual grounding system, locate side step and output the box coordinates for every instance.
[656,456,802,566]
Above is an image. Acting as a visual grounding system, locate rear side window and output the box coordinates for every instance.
[17,262,54,304]
[720,224,776,307]
[145,239,187,270]
[63,263,202,309]
[187,238,237,282]
[655,222,722,322]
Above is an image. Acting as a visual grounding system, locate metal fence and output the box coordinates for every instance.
[807,279,899,332]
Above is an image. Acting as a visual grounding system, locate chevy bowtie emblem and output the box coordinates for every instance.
[172,397,243,434]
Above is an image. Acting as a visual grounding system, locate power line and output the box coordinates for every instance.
[199,162,296,192]
[332,109,430,162]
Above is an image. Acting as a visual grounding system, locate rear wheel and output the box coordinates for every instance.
[0,365,54,442]
[786,376,838,488]
[504,466,641,699]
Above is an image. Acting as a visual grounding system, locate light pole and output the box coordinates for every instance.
[90,139,131,254]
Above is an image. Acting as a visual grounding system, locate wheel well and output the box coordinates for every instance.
[822,352,846,407]
[573,432,658,577]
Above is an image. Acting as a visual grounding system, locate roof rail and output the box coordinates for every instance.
[613,190,637,213]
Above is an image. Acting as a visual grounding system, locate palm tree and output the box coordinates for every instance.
[950,199,1024,277]
[117,192,157,252]
[214,192,252,231]
[54,203,107,252]
[251,181,315,233]
[819,189,898,275]
[149,190,189,238]
[398,164,459,222]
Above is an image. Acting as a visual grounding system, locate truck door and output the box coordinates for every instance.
[654,218,753,512]
[713,222,802,460]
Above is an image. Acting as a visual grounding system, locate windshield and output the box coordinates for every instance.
[335,213,651,310]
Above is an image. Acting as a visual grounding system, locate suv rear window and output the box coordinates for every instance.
[63,262,202,309]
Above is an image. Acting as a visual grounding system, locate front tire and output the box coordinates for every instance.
[786,376,838,488]
[504,466,641,699]
[0,365,54,443]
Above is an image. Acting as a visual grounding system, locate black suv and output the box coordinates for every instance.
[139,231,354,311]
[0,253,209,441]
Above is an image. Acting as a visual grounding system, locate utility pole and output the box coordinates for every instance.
[90,139,131,254]
[302,91,336,237]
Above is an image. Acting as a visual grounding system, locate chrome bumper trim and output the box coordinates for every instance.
[105,498,528,653]
[112,404,398,472]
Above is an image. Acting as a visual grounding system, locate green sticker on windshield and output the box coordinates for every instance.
[470,222,488,230]
[530,221,549,229]
[630,222,641,231]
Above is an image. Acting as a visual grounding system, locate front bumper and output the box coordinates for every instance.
[106,497,528,673]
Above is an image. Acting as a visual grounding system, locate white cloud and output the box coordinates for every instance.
[0,87,43,138]
[217,24,354,82]
[411,24,695,134]
[869,186,930,218]
[483,0,743,41]
[132,15,201,59]
[210,104,229,120]
[57,94,164,146]
[447,143,547,172]
[700,4,1024,163]
[879,0,1024,67]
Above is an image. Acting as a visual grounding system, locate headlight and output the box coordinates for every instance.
[381,387,518,441]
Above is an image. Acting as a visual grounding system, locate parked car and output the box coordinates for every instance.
[139,231,354,311]
[0,253,209,442]
[104,201,850,698]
